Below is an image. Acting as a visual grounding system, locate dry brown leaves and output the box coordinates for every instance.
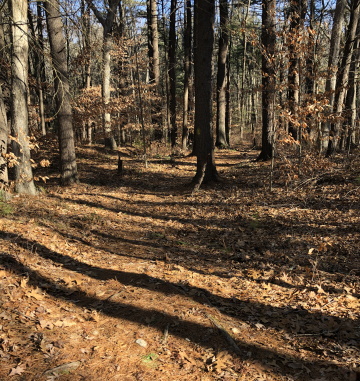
[0,145,359,380]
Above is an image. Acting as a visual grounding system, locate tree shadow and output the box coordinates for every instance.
[1,231,358,348]
[0,248,356,381]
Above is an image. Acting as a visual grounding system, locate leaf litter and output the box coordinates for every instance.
[0,144,359,380]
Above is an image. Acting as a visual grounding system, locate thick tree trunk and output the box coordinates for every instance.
[215,0,229,148]
[192,0,219,190]
[9,0,37,195]
[169,0,177,147]
[44,0,78,185]
[182,0,192,150]
[257,0,276,161]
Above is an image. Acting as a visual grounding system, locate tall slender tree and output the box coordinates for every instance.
[182,0,192,150]
[169,0,177,147]
[44,0,78,185]
[86,0,119,145]
[0,12,8,188]
[147,0,160,86]
[287,0,307,140]
[323,0,346,151]
[9,0,37,195]
[327,0,360,155]
[257,0,276,161]
[215,0,229,148]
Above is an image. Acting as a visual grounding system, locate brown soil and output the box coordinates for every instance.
[0,143,359,380]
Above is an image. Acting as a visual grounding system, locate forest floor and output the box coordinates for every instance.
[0,140,359,381]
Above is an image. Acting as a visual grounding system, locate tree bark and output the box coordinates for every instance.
[0,84,8,188]
[182,0,192,150]
[0,13,8,188]
[322,0,346,151]
[86,0,118,141]
[327,0,360,156]
[169,0,177,147]
[216,0,229,148]
[44,0,78,185]
[287,0,307,140]
[192,0,219,190]
[257,0,276,161]
[9,0,37,195]
[147,0,160,85]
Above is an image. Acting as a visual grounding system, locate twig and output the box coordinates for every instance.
[162,323,169,344]
[206,313,242,355]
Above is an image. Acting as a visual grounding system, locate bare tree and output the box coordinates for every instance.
[0,12,8,188]
[215,0,229,148]
[257,0,276,161]
[169,0,177,147]
[147,0,160,85]
[44,0,78,185]
[327,0,360,155]
[86,0,119,146]
[9,0,37,195]
[182,0,192,150]
[192,0,220,190]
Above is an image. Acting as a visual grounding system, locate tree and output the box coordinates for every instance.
[192,0,220,190]
[322,0,346,151]
[86,0,119,146]
[326,0,360,156]
[257,0,276,161]
[0,12,8,188]
[44,0,78,185]
[147,0,160,85]
[169,0,177,147]
[287,0,307,140]
[182,0,192,150]
[9,0,37,195]
[215,0,230,148]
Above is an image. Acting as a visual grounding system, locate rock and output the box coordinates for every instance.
[135,338,148,348]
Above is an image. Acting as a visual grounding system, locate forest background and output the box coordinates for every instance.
[0,0,359,380]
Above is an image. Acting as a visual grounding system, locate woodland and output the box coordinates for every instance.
[0,0,359,380]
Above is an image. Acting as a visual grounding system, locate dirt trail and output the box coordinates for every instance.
[0,146,359,380]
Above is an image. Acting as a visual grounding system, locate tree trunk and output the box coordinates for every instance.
[343,34,360,149]
[147,0,160,85]
[0,14,8,188]
[86,0,118,143]
[182,0,192,150]
[215,0,229,148]
[322,0,346,151]
[9,0,37,195]
[287,0,307,140]
[169,0,177,147]
[102,30,112,136]
[0,84,8,188]
[192,0,219,190]
[44,0,78,185]
[327,0,360,156]
[257,0,276,161]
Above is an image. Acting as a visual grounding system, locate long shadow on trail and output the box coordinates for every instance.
[0,248,356,381]
[48,193,359,239]
[2,231,358,353]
